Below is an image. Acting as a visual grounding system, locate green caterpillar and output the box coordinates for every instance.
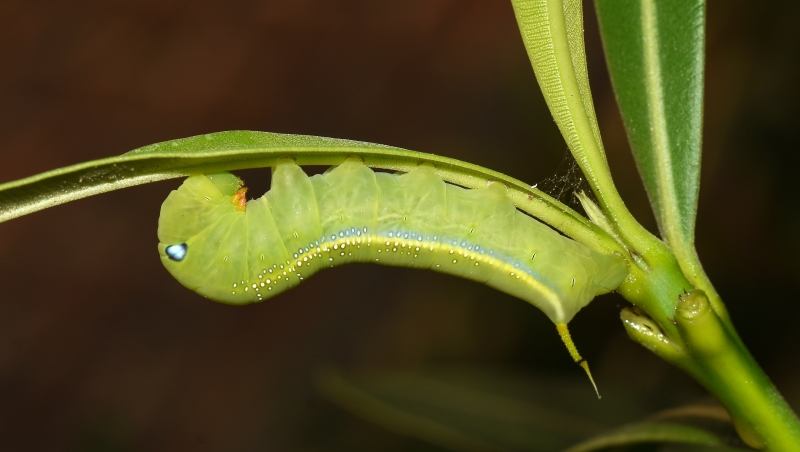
[157,157,627,394]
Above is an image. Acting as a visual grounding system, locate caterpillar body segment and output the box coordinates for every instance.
[311,156,379,264]
[158,158,627,325]
[373,167,446,269]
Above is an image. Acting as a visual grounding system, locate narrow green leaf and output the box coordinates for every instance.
[564,404,750,452]
[0,130,618,255]
[594,0,709,293]
[510,0,654,251]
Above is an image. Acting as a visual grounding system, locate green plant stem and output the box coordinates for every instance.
[517,2,800,447]
[672,290,800,451]
[624,288,800,451]
[515,0,799,448]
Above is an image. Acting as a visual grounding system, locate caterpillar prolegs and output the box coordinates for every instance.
[157,158,627,394]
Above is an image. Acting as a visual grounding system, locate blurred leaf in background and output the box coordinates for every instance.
[316,367,749,451]
[0,0,797,450]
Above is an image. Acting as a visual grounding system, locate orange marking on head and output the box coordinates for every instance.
[231,187,248,211]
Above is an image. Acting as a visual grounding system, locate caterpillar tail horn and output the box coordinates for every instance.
[556,323,600,399]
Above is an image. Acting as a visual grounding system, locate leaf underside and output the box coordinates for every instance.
[0,131,619,255]
[511,0,613,211]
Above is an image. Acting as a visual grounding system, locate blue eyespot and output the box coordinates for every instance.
[165,243,188,262]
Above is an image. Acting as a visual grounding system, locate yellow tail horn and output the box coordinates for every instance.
[556,323,600,399]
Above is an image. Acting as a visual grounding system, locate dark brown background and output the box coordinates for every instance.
[0,0,798,450]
